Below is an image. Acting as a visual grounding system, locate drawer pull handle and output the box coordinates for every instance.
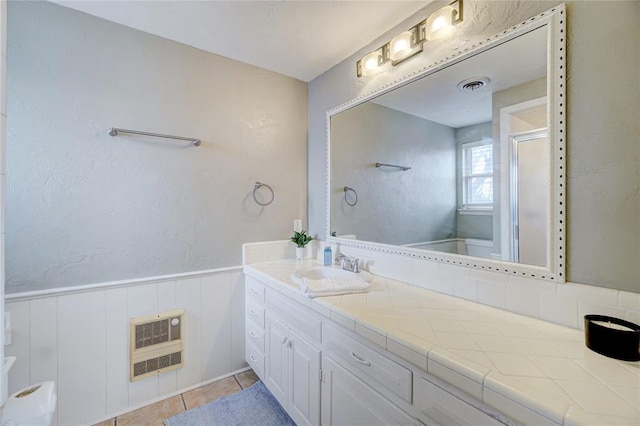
[351,352,371,366]
[249,331,257,338]
[250,309,257,315]
[282,337,289,345]
[249,355,257,362]
[250,288,258,294]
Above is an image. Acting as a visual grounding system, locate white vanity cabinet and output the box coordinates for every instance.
[245,272,509,426]
[263,289,322,426]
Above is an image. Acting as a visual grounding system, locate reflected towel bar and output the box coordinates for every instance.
[375,162,411,171]
[108,128,201,147]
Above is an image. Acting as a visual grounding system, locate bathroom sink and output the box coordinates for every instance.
[291,266,372,284]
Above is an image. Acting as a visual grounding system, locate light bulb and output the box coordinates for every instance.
[426,6,454,40]
[431,15,448,32]
[390,31,413,61]
[364,56,378,72]
[359,50,382,76]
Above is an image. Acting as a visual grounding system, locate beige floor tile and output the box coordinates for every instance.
[117,395,185,426]
[92,419,115,426]
[182,376,242,410]
[236,369,260,389]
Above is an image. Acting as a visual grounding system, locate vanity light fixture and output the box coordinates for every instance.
[356,0,463,77]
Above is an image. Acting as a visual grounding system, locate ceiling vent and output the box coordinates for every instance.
[130,309,184,382]
[457,76,491,92]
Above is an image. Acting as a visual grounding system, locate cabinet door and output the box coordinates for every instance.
[322,355,418,426]
[289,329,321,426]
[265,314,289,407]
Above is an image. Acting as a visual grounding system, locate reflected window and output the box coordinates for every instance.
[461,140,493,209]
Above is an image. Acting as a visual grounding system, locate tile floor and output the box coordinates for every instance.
[93,370,260,426]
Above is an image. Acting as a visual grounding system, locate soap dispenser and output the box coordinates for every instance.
[323,244,332,266]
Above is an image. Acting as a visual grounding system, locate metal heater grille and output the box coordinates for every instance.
[130,309,184,382]
[133,351,182,379]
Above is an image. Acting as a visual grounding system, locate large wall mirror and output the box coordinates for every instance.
[327,5,565,282]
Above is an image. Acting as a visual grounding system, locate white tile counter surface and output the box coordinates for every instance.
[244,260,640,426]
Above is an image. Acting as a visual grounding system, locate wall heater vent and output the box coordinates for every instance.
[130,309,184,382]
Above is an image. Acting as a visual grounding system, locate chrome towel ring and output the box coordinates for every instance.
[343,186,358,206]
[253,182,275,206]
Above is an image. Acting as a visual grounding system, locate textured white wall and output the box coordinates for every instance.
[6,1,308,293]
[331,102,457,245]
[308,0,639,293]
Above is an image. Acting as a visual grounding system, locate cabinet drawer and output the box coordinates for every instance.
[322,355,419,426]
[266,288,322,344]
[246,340,265,380]
[246,277,265,304]
[415,377,504,426]
[247,298,265,328]
[324,324,412,403]
[246,320,265,352]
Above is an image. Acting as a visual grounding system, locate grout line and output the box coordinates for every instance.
[180,393,187,411]
[233,374,243,389]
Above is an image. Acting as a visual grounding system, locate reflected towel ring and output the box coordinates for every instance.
[253,182,275,206]
[344,186,358,206]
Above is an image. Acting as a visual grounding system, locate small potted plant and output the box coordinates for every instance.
[291,230,313,260]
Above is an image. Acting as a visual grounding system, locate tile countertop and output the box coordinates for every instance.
[244,260,640,426]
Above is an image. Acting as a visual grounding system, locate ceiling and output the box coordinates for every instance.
[50,0,429,82]
[372,25,548,128]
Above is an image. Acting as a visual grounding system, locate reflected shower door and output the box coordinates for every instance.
[511,130,549,266]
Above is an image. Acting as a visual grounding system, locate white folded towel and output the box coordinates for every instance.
[300,276,370,298]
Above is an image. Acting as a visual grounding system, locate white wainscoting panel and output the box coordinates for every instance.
[6,301,29,393]
[57,291,107,426]
[201,274,232,380]
[105,287,129,417]
[4,267,246,425]
[28,297,57,388]
[176,277,203,390]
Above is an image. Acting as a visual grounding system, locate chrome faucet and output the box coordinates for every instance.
[335,254,360,273]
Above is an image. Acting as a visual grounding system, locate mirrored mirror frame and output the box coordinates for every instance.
[326,4,566,282]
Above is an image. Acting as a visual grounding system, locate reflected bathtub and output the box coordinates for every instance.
[405,238,493,259]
